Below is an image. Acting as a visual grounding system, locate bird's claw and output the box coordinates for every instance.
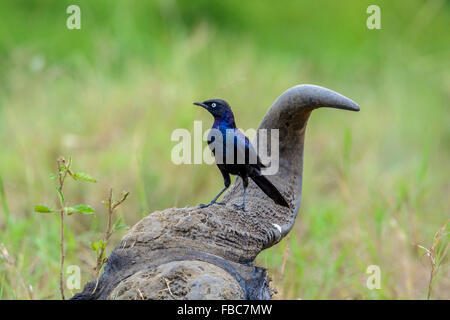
[232,203,246,211]
[198,201,226,209]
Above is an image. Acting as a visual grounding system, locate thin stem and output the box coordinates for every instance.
[56,157,69,300]
[94,189,113,278]
[105,188,114,241]
[94,189,129,279]
[59,211,65,300]
[92,189,129,294]
[426,271,433,300]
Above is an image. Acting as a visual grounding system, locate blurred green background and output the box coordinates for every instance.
[0,0,449,299]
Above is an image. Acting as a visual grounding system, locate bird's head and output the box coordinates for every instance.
[193,99,233,118]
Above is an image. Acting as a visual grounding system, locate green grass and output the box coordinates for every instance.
[0,0,449,299]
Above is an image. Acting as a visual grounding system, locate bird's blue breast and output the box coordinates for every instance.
[208,119,237,155]
[207,108,238,158]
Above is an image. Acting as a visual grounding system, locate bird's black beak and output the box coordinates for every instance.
[193,102,208,109]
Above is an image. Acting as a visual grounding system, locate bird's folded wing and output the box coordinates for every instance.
[232,129,262,166]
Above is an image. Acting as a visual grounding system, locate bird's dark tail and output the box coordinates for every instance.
[249,171,290,208]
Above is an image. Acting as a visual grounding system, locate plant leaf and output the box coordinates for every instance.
[66,204,95,215]
[113,217,128,230]
[98,239,106,250]
[91,241,99,252]
[70,172,97,183]
[113,217,122,228]
[35,205,55,213]
[74,204,95,214]
[64,207,75,215]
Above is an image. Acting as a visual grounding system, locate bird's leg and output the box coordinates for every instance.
[199,169,230,208]
[233,176,248,211]
[199,186,228,208]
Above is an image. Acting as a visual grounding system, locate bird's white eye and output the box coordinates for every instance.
[211,103,216,108]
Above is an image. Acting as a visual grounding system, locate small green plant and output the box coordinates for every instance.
[35,157,96,300]
[417,220,449,300]
[92,188,129,281]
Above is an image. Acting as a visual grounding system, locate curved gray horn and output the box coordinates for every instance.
[73,84,360,300]
[223,84,359,240]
